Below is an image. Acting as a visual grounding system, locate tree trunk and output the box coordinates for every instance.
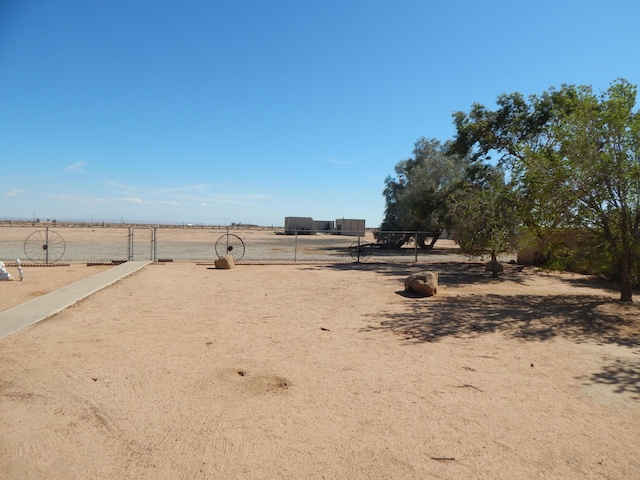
[417,233,430,249]
[490,250,500,277]
[620,260,634,302]
[417,231,442,250]
[428,231,442,249]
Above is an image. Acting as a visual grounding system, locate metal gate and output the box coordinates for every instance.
[128,226,156,261]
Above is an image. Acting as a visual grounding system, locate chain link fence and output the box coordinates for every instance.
[0,223,516,264]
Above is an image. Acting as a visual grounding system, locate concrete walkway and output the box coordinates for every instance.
[0,261,151,340]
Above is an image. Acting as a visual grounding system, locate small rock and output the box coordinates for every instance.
[214,255,235,269]
[485,261,504,276]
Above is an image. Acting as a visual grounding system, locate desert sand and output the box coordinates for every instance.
[0,260,639,479]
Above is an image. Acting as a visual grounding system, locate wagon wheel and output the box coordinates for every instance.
[215,233,245,262]
[24,229,66,264]
[349,240,372,262]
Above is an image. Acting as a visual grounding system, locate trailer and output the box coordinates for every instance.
[334,218,365,236]
[284,217,316,235]
[313,220,335,232]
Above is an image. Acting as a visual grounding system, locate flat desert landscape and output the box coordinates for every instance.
[1,258,639,479]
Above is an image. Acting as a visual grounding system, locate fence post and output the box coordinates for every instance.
[294,231,298,262]
[152,226,157,262]
[414,231,418,262]
[128,226,133,261]
[45,227,50,264]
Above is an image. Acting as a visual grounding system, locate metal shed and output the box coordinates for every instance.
[313,220,335,232]
[284,217,316,235]
[335,218,365,236]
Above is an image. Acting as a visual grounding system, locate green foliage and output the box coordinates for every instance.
[524,227,613,277]
[451,164,519,262]
[452,78,640,301]
[380,137,471,248]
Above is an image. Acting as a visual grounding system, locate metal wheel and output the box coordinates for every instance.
[215,233,245,262]
[24,229,66,264]
[349,240,372,262]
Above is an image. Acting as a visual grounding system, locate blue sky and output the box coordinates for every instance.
[1,0,639,227]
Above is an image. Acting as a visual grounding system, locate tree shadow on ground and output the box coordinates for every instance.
[554,273,621,295]
[588,358,640,400]
[314,261,579,290]
[364,291,640,399]
[365,293,639,347]
[317,261,624,295]
[308,260,640,397]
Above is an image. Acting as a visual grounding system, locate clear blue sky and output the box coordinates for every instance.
[2,0,639,227]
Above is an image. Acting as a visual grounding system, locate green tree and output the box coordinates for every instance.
[453,79,640,301]
[451,163,519,275]
[381,137,470,248]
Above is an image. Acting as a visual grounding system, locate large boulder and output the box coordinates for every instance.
[214,255,235,269]
[404,271,438,296]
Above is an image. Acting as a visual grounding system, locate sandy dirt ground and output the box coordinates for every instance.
[0,260,639,479]
[0,264,112,311]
